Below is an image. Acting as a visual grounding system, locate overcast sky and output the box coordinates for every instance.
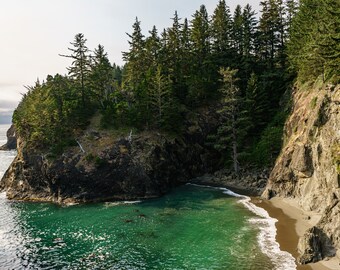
[0,0,261,124]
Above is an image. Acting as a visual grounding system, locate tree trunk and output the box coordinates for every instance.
[232,120,239,174]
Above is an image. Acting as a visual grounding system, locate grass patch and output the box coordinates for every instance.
[310,97,318,109]
[331,143,340,174]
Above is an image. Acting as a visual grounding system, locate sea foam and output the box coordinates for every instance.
[187,183,297,270]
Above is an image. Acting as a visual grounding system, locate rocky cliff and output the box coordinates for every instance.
[263,82,340,263]
[0,108,220,204]
[0,124,17,150]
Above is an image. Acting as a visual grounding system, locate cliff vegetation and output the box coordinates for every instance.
[12,0,301,169]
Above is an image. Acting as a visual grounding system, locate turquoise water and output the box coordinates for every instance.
[0,124,296,270]
[0,186,274,270]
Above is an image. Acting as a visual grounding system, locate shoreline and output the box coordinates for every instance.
[253,197,340,270]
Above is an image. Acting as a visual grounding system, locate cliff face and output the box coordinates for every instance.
[263,82,340,263]
[0,108,220,204]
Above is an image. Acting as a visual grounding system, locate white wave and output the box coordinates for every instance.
[104,200,142,207]
[187,182,297,270]
[187,183,244,197]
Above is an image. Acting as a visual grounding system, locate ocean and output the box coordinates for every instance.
[0,124,16,181]
[0,125,296,269]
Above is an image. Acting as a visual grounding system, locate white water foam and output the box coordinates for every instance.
[104,200,142,207]
[187,183,297,270]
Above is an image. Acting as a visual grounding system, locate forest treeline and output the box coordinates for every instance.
[13,0,339,168]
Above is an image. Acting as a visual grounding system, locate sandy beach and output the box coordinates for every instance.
[254,197,340,270]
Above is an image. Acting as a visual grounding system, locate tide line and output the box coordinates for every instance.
[187,183,297,270]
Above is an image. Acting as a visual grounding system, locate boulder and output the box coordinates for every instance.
[298,226,335,264]
[0,125,17,150]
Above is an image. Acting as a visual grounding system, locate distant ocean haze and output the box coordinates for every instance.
[0,113,12,125]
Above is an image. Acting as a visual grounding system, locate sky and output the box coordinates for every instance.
[0,0,261,124]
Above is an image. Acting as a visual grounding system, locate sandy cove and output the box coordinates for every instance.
[253,197,340,270]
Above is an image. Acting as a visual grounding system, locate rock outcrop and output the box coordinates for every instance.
[0,125,17,150]
[191,167,270,196]
[263,82,340,263]
[0,108,220,204]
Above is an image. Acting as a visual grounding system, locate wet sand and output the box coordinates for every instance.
[253,197,340,270]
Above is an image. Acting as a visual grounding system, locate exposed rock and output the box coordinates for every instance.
[0,108,220,204]
[192,167,271,196]
[298,226,335,264]
[0,125,17,150]
[263,83,340,263]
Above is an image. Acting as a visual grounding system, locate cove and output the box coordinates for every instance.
[1,185,274,270]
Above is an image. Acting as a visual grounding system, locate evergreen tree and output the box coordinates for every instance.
[285,0,299,34]
[245,72,269,135]
[211,0,233,61]
[167,11,185,100]
[123,17,146,95]
[258,0,282,66]
[232,5,244,55]
[288,0,340,82]
[242,4,257,57]
[122,18,150,124]
[188,5,212,103]
[179,18,192,100]
[90,44,114,109]
[149,66,173,127]
[60,33,91,109]
[145,26,161,67]
[238,4,258,90]
[215,68,249,174]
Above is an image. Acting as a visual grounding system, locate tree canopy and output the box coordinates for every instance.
[13,0,338,168]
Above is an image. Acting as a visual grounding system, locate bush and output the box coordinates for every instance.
[251,125,283,167]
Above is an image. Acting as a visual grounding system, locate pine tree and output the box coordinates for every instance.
[242,4,257,57]
[90,44,114,109]
[60,33,91,109]
[149,66,173,127]
[288,0,340,82]
[180,18,191,101]
[145,26,161,67]
[122,18,150,124]
[167,11,185,100]
[215,68,249,174]
[123,17,146,95]
[258,0,284,66]
[211,0,233,59]
[188,5,212,103]
[285,0,299,34]
[232,5,244,55]
[245,72,269,135]
[238,4,258,90]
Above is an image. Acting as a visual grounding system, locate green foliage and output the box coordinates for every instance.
[248,109,287,166]
[310,97,318,109]
[85,153,95,162]
[94,156,107,168]
[13,75,79,150]
[13,0,311,166]
[85,153,107,168]
[287,0,340,83]
[213,68,251,173]
[331,143,340,174]
[250,125,283,166]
